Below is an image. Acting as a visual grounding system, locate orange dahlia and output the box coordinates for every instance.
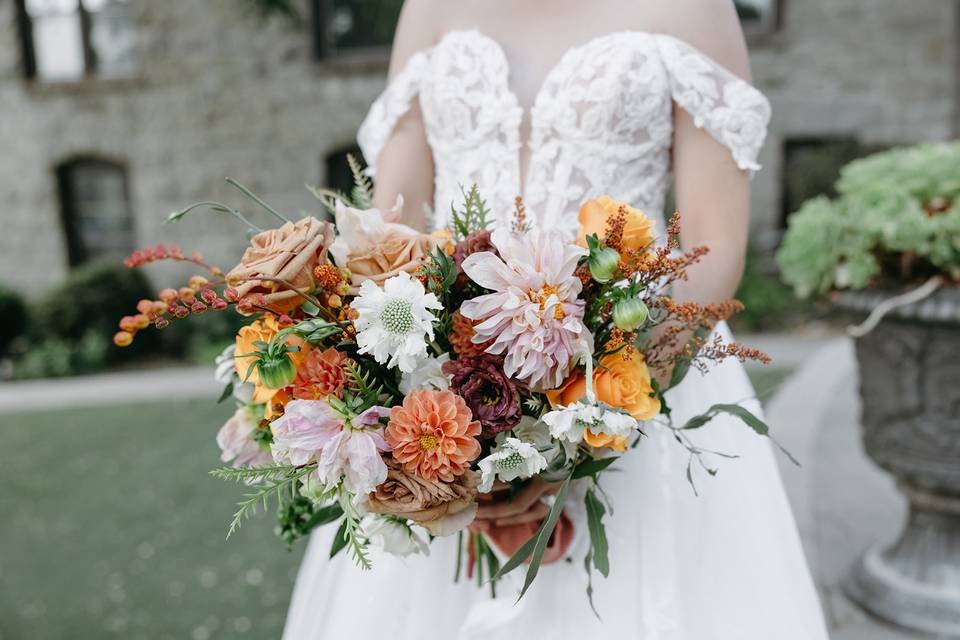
[291,347,352,401]
[449,310,493,358]
[385,389,482,483]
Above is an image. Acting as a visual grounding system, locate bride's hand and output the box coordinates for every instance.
[470,477,561,529]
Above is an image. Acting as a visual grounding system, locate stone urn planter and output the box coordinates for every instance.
[837,287,960,636]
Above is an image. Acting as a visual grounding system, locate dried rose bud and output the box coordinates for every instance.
[224,287,240,302]
[236,298,255,314]
[200,289,217,304]
[113,331,134,347]
[190,301,208,314]
[188,275,209,289]
[158,288,179,303]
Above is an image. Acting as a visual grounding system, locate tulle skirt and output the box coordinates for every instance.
[282,325,829,639]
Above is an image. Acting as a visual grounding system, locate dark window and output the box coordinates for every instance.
[780,138,886,231]
[324,144,364,198]
[312,0,403,60]
[736,0,781,34]
[57,158,134,267]
[15,0,136,81]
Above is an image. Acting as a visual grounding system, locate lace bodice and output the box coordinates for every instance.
[357,30,771,236]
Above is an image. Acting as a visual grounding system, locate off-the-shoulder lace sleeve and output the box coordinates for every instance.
[654,34,771,173]
[356,50,431,176]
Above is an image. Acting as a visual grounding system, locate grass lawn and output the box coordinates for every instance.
[0,400,304,640]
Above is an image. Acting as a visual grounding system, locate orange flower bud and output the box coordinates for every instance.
[113,331,134,347]
[200,289,217,304]
[327,294,342,309]
[136,299,154,315]
[188,275,209,289]
[133,314,151,330]
[179,287,196,301]
[151,301,168,316]
[119,315,138,332]
[278,314,293,326]
[211,299,228,311]
[190,301,208,314]
[224,287,240,302]
[159,288,179,303]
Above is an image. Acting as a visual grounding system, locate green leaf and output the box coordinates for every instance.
[300,299,321,316]
[216,381,234,404]
[572,456,618,479]
[583,550,602,619]
[584,489,610,577]
[516,477,572,600]
[329,519,349,559]
[306,502,344,529]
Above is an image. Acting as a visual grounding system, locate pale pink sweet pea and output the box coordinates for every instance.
[460,229,591,391]
[270,400,343,466]
[272,401,391,495]
[217,407,272,468]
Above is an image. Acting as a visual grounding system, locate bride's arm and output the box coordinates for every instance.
[670,0,753,305]
[370,0,438,231]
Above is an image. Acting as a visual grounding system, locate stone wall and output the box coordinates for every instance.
[748,0,959,247]
[0,0,385,295]
[0,0,957,295]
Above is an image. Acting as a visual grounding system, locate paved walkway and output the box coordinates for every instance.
[768,337,919,639]
[0,366,220,413]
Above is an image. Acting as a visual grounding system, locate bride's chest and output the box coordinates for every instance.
[417,31,675,153]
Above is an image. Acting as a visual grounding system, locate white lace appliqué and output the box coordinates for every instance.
[357,30,771,235]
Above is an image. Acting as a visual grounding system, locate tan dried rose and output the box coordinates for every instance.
[329,199,443,294]
[345,232,443,294]
[365,459,480,536]
[226,217,334,311]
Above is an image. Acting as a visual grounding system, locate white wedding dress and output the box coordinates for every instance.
[284,30,829,639]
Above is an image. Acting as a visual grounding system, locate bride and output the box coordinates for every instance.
[284,1,829,637]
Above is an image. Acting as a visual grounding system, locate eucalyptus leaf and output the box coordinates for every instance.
[585,489,609,577]
[329,519,349,559]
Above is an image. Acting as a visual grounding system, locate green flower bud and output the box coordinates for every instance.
[258,352,297,389]
[612,298,649,332]
[589,247,620,283]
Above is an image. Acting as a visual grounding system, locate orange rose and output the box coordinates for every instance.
[234,315,309,407]
[226,217,334,311]
[344,232,443,294]
[577,196,656,253]
[545,352,661,451]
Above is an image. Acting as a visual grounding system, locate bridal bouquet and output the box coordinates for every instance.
[115,161,783,602]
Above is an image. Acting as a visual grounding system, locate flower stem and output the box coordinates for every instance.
[226,177,291,224]
[166,201,263,232]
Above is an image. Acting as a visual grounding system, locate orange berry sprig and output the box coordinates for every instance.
[113,281,239,347]
[123,244,223,277]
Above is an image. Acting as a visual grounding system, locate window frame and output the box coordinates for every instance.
[311,0,397,65]
[14,0,134,83]
[55,156,135,267]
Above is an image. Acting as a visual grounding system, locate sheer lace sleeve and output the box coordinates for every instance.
[654,34,771,173]
[356,50,431,177]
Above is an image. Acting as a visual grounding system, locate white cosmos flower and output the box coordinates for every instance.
[542,402,639,445]
[352,271,442,373]
[399,353,451,395]
[361,515,430,557]
[478,437,549,493]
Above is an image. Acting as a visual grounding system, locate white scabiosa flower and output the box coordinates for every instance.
[542,402,639,445]
[352,271,442,373]
[477,437,549,493]
[361,515,430,557]
[399,353,451,395]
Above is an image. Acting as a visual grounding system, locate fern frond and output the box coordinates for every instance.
[347,154,373,209]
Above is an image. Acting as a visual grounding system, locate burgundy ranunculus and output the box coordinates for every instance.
[453,229,496,289]
[442,354,521,439]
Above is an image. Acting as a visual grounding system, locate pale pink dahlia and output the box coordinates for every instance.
[459,229,591,391]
